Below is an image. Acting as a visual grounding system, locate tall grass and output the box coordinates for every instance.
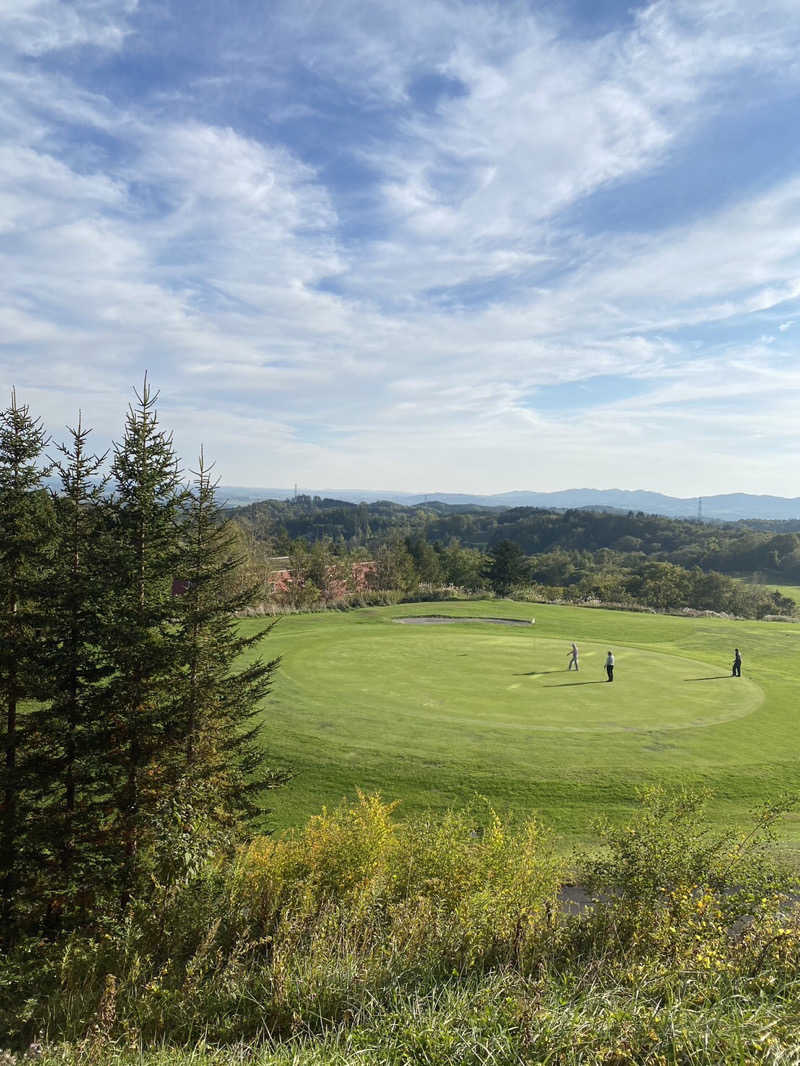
[3,789,800,1065]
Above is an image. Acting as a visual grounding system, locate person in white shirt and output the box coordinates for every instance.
[568,642,579,671]
[605,650,615,682]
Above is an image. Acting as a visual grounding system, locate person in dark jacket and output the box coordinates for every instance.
[732,648,742,677]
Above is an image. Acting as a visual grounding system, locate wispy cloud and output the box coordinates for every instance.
[3,0,800,494]
[0,0,137,56]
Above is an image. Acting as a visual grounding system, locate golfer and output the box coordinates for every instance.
[605,650,615,682]
[568,642,579,671]
[732,648,742,677]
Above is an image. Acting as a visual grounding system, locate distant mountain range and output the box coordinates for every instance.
[218,486,800,522]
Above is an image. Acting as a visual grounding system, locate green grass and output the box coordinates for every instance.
[247,601,800,848]
[767,583,800,605]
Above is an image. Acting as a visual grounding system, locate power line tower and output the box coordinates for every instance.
[697,497,703,522]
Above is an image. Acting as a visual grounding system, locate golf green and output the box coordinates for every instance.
[297,624,761,734]
[247,601,800,845]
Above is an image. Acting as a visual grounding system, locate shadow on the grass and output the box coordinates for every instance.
[544,680,608,687]
[513,669,563,676]
[684,675,732,681]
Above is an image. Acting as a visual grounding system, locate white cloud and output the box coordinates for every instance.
[5,0,800,494]
[0,0,137,56]
[290,0,800,317]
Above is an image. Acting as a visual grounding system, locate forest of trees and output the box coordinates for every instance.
[0,383,283,947]
[228,495,800,579]
[227,498,797,619]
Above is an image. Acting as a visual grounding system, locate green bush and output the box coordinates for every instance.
[1,794,561,1046]
[4,789,800,1065]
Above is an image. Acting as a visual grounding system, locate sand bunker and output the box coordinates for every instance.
[394,615,532,626]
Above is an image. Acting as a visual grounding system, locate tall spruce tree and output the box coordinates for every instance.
[485,539,530,596]
[0,392,51,944]
[175,451,284,833]
[104,379,186,901]
[28,417,112,924]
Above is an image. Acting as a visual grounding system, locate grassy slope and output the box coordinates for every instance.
[247,601,800,848]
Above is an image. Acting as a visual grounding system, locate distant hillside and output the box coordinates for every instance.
[219,486,800,521]
[224,495,800,584]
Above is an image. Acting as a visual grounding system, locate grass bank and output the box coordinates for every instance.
[5,790,800,1065]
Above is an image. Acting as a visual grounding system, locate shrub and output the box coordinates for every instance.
[5,789,800,1064]
[570,786,800,983]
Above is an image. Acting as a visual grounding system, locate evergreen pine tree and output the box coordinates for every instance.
[104,378,186,901]
[485,539,530,596]
[175,451,285,834]
[28,417,112,925]
[0,392,51,944]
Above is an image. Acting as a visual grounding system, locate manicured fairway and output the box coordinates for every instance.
[245,601,800,847]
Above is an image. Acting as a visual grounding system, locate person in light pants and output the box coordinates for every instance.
[605,650,615,682]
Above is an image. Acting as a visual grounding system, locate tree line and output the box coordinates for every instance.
[228,516,795,619]
[229,495,800,582]
[0,382,282,947]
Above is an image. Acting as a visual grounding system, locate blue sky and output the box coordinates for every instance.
[4,0,800,495]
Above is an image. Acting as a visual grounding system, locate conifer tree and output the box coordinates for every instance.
[104,378,186,900]
[175,451,284,833]
[28,417,112,923]
[0,392,51,944]
[485,539,530,596]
